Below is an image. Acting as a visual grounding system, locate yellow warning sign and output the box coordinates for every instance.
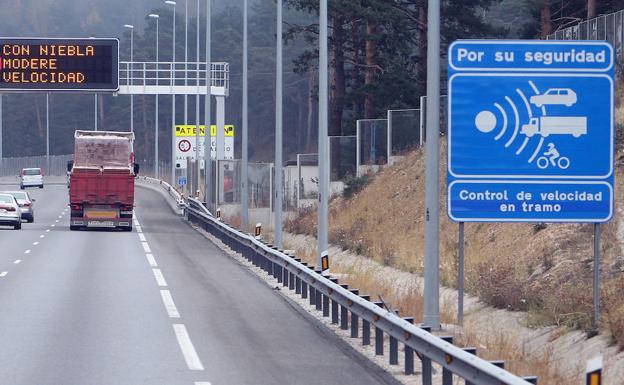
[175,125,235,137]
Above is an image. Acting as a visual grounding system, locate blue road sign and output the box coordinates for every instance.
[448,40,614,223]
[178,176,187,187]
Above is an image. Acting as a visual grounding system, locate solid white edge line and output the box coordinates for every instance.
[136,226,143,233]
[146,254,158,267]
[152,268,168,287]
[138,233,147,242]
[0,272,7,277]
[13,260,21,264]
[160,290,180,318]
[142,242,151,253]
[172,324,205,371]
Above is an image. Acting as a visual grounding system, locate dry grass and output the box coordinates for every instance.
[284,139,624,340]
[285,236,577,384]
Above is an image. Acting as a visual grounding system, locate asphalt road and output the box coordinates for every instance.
[0,181,395,385]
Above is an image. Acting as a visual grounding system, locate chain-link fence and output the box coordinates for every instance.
[0,155,73,177]
[387,109,421,165]
[356,119,388,176]
[329,136,356,181]
[547,10,624,64]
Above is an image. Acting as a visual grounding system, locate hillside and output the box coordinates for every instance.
[285,139,624,346]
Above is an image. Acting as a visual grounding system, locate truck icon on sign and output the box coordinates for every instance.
[521,116,587,138]
[530,88,577,107]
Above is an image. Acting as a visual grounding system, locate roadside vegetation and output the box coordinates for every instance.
[284,141,624,351]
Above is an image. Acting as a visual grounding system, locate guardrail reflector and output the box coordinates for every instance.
[255,223,262,238]
[586,356,602,385]
[321,251,329,272]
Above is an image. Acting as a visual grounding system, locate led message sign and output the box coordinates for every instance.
[0,38,119,91]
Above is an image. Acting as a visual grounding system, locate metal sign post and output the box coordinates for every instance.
[423,0,441,330]
[447,40,615,330]
[457,221,465,325]
[274,0,283,249]
[317,0,328,269]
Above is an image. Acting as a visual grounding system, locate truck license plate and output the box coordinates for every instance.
[87,221,115,228]
[86,210,117,219]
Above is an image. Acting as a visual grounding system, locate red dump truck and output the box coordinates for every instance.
[68,130,139,231]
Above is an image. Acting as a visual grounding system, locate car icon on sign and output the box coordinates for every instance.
[530,88,577,107]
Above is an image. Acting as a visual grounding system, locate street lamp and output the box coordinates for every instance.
[124,24,134,133]
[149,13,160,178]
[166,0,176,186]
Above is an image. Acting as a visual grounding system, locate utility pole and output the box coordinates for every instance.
[149,13,161,178]
[275,0,283,248]
[423,0,441,330]
[166,0,177,186]
[317,0,329,268]
[46,94,50,173]
[204,0,212,206]
[241,0,249,230]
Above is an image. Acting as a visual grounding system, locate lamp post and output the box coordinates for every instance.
[317,0,328,268]
[166,0,177,186]
[184,0,189,127]
[124,24,134,133]
[204,0,212,206]
[241,0,248,229]
[149,13,160,178]
[275,0,283,248]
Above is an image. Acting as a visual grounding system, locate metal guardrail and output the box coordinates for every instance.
[139,176,185,209]
[184,200,537,385]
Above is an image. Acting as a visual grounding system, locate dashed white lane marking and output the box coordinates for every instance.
[33,242,39,246]
[13,260,21,264]
[173,324,205,371]
[142,242,151,253]
[24,250,31,254]
[40,234,45,238]
[46,229,51,232]
[55,220,59,223]
[195,382,212,385]
[51,224,55,227]
[146,254,157,267]
[160,290,180,318]
[58,215,62,219]
[152,268,168,287]
[138,233,146,242]
[0,272,7,277]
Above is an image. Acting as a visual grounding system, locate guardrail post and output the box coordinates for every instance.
[301,263,308,299]
[289,260,297,291]
[420,325,432,385]
[295,270,302,294]
[361,295,371,345]
[374,301,384,355]
[389,311,400,365]
[283,264,289,287]
[522,376,538,384]
[404,317,414,375]
[463,347,477,385]
[314,268,323,311]
[309,283,316,306]
[350,289,359,338]
[340,284,349,330]
[322,284,330,317]
[440,336,454,385]
[330,278,339,324]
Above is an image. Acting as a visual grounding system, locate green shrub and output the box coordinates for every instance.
[343,174,374,199]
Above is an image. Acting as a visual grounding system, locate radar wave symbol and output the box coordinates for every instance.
[474,82,547,164]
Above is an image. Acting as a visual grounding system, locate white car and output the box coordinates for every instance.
[530,88,577,107]
[20,168,44,189]
[0,193,22,230]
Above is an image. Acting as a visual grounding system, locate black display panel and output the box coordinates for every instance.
[0,38,119,91]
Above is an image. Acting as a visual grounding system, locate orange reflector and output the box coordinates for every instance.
[588,372,600,385]
[321,255,329,271]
